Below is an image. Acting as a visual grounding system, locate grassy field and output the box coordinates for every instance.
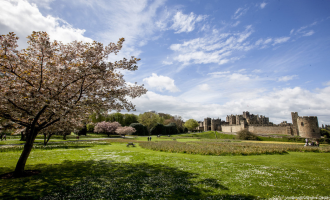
[1,137,330,199]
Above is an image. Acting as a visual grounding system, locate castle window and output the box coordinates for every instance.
[313,129,315,132]
[301,122,304,126]
[316,122,318,126]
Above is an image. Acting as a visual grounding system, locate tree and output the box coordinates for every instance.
[138,112,163,135]
[123,113,138,126]
[0,32,147,176]
[184,119,199,131]
[115,126,136,138]
[94,121,121,137]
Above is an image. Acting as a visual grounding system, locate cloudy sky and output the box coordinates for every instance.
[1,0,330,124]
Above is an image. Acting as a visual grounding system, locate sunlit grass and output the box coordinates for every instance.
[1,140,329,199]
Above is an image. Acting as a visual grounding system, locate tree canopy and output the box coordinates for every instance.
[0,31,147,176]
[138,112,164,134]
[184,119,199,131]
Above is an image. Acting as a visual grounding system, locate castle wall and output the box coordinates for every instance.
[247,125,290,135]
[297,116,320,138]
[221,125,243,133]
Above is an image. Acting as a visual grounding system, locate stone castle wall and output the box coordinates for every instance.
[221,125,242,133]
[297,116,320,138]
[247,125,290,135]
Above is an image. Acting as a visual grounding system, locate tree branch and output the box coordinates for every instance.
[7,99,32,116]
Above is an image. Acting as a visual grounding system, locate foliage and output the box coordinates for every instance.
[94,121,121,136]
[138,112,163,134]
[184,119,199,131]
[115,126,136,137]
[0,31,147,174]
[123,113,138,126]
[130,123,147,136]
[86,123,95,132]
[236,130,259,140]
[320,129,330,138]
[150,123,166,135]
[165,123,178,135]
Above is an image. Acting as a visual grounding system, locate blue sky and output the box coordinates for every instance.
[1,0,330,124]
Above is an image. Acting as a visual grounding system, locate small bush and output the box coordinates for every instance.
[237,130,259,140]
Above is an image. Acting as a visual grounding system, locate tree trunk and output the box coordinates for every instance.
[14,129,38,176]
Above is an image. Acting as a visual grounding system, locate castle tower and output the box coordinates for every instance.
[291,112,299,136]
[204,118,211,131]
[211,118,221,131]
[297,116,320,138]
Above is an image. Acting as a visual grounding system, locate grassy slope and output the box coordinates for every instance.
[1,141,329,199]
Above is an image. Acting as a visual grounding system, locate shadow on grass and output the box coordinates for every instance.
[0,160,256,199]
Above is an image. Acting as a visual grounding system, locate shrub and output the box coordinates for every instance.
[320,129,330,138]
[130,123,147,136]
[86,123,95,132]
[150,123,165,135]
[165,123,178,135]
[236,130,259,140]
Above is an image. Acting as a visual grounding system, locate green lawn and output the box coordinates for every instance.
[1,139,329,199]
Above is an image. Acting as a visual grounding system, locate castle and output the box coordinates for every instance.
[197,111,321,138]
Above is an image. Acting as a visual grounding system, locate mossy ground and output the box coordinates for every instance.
[1,133,329,199]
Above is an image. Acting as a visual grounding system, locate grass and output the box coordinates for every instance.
[139,140,330,156]
[1,139,330,199]
[173,131,236,140]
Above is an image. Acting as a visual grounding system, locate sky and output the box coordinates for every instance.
[1,0,330,124]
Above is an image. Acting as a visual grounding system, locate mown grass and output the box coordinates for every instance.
[1,139,330,199]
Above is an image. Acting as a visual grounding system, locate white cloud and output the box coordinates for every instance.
[252,69,262,73]
[208,71,230,76]
[290,29,294,35]
[232,21,240,27]
[273,37,290,45]
[278,75,298,82]
[232,7,249,20]
[162,60,173,65]
[260,2,267,9]
[229,73,250,81]
[27,0,54,9]
[143,73,180,92]
[169,25,254,67]
[80,0,166,61]
[130,86,330,124]
[0,0,93,48]
[303,30,315,36]
[197,84,210,91]
[171,11,207,33]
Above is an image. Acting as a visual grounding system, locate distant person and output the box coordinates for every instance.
[0,133,3,141]
[147,136,150,141]
[316,140,319,147]
[3,134,6,141]
[305,138,308,146]
[150,136,152,141]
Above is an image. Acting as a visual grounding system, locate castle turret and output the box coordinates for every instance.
[297,116,320,138]
[291,112,299,136]
[211,118,221,131]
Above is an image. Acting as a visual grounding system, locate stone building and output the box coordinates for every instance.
[197,111,321,138]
